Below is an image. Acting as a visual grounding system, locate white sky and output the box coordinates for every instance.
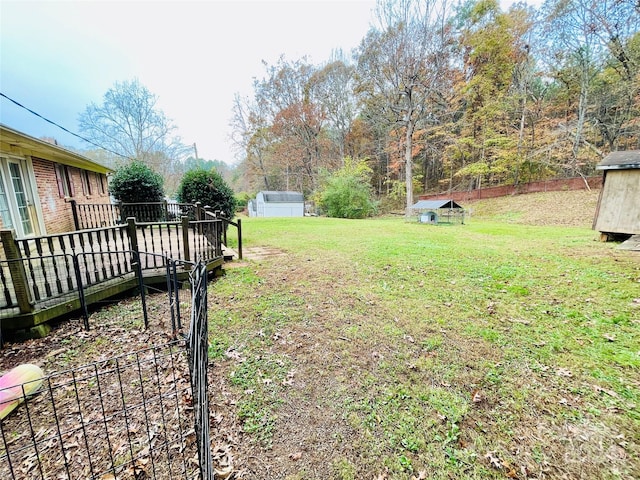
[0,0,539,165]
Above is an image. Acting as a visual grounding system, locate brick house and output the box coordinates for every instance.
[0,124,113,237]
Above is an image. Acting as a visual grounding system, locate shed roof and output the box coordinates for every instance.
[411,199,463,210]
[260,191,304,203]
[596,151,640,170]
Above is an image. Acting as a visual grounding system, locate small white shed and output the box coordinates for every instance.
[251,191,304,217]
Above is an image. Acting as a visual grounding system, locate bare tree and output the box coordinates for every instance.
[311,53,359,161]
[78,78,188,165]
[230,92,276,191]
[356,0,453,216]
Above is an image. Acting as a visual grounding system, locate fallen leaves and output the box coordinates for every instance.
[288,451,303,461]
[485,450,503,470]
[471,389,484,404]
[484,451,518,478]
[593,384,619,398]
[213,444,234,478]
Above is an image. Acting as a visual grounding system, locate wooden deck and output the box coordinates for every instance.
[1,219,226,332]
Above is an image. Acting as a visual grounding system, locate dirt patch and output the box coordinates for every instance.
[241,246,289,261]
[0,296,232,480]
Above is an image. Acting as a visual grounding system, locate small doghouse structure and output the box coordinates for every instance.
[593,151,640,240]
[248,191,304,217]
[411,199,465,224]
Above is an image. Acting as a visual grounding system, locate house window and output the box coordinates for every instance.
[96,173,106,195]
[80,170,92,195]
[0,170,13,229]
[54,164,74,198]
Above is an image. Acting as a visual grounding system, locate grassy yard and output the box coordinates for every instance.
[209,202,639,478]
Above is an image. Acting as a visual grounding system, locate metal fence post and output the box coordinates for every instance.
[173,260,181,330]
[187,261,213,479]
[72,253,89,330]
[132,251,149,329]
[237,218,243,260]
[166,260,176,334]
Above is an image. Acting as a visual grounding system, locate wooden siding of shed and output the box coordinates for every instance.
[594,170,640,235]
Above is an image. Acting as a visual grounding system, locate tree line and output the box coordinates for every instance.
[230,0,640,213]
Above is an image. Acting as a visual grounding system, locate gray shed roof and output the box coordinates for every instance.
[411,199,463,210]
[596,151,640,170]
[260,191,304,203]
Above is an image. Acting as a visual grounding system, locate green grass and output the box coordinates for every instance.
[209,215,639,478]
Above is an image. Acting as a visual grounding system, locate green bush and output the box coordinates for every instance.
[109,161,164,203]
[318,175,377,218]
[316,157,377,219]
[176,168,237,218]
[235,192,253,211]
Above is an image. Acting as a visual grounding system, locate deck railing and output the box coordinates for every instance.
[72,200,242,259]
[0,215,223,319]
[204,209,242,260]
[71,200,197,230]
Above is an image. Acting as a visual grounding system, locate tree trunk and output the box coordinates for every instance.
[572,69,589,165]
[404,118,415,218]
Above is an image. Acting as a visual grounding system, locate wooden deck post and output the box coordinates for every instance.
[70,199,80,231]
[117,201,124,224]
[181,216,190,262]
[0,229,34,313]
[126,217,139,254]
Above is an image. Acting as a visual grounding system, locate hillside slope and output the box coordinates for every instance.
[467,189,601,228]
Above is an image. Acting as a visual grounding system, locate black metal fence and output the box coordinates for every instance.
[187,261,213,480]
[0,259,213,479]
[0,216,223,323]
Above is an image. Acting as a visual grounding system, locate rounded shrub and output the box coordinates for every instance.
[109,161,164,203]
[175,168,237,218]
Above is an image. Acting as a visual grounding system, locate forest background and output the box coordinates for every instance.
[74,0,639,213]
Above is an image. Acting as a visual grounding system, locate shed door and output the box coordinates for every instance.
[595,170,640,235]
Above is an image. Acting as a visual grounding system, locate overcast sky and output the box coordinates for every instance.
[1,0,538,165]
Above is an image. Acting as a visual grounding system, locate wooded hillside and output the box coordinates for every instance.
[230,0,639,210]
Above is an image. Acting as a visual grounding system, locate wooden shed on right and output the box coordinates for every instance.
[593,151,640,241]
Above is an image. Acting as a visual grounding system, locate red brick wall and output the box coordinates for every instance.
[418,176,602,203]
[33,157,110,234]
[33,157,73,233]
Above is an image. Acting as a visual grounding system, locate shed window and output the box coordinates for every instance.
[54,164,74,198]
